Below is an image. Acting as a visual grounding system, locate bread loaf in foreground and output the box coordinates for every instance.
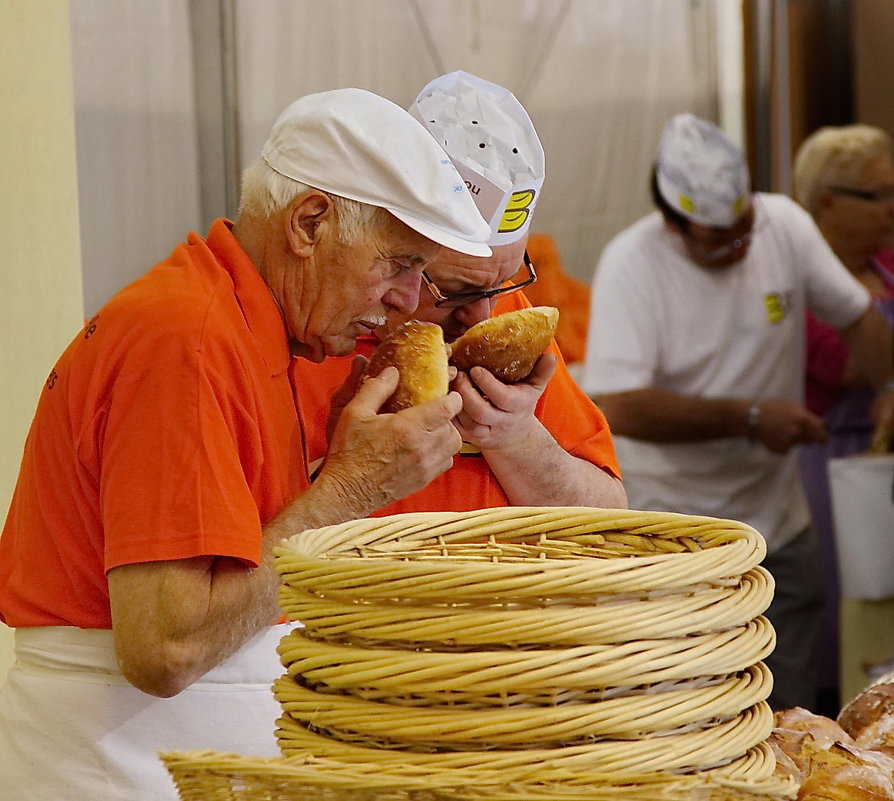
[768,705,894,800]
[363,320,449,413]
[449,306,559,383]
[838,678,894,757]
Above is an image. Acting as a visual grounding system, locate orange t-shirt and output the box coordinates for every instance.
[523,233,592,365]
[0,219,308,628]
[293,292,620,516]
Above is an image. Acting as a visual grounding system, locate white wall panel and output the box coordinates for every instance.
[70,0,202,316]
[231,0,722,283]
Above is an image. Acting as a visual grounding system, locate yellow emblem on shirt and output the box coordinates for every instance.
[763,292,787,324]
[459,441,482,456]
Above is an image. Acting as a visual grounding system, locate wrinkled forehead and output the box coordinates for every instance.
[376,211,445,264]
[426,238,527,289]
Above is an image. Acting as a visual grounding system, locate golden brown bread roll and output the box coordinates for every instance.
[838,681,894,756]
[774,707,855,750]
[768,706,894,800]
[449,306,559,383]
[769,708,854,781]
[797,742,894,801]
[363,320,449,413]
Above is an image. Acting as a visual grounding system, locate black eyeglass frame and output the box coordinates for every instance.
[829,185,894,203]
[422,251,537,308]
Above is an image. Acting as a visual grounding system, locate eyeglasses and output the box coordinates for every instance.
[421,251,537,308]
[829,186,894,203]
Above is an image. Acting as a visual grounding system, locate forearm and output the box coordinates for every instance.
[110,477,382,698]
[109,554,279,698]
[596,388,751,442]
[840,307,894,389]
[482,417,627,508]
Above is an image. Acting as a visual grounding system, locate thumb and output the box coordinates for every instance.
[528,352,558,388]
[353,365,400,415]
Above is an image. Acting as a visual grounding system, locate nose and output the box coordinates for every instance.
[383,270,423,315]
[454,296,494,328]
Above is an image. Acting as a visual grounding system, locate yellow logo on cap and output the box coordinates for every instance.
[677,194,695,214]
[498,189,537,234]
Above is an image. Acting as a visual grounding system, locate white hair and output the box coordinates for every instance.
[237,157,389,244]
[794,124,894,217]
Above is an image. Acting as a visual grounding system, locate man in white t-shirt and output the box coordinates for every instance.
[580,113,894,711]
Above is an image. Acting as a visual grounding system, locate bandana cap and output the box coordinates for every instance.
[410,71,545,246]
[656,113,750,228]
[261,88,491,257]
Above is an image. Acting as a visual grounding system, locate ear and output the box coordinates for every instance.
[284,190,333,257]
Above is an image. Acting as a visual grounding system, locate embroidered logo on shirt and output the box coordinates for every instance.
[763,292,790,324]
[459,442,483,457]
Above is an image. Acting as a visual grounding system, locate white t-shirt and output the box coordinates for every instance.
[580,193,870,551]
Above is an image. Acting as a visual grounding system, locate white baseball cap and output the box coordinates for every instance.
[656,113,751,228]
[410,71,545,246]
[261,88,491,257]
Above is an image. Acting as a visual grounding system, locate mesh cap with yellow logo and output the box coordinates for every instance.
[410,71,545,246]
[656,113,751,229]
[261,88,491,257]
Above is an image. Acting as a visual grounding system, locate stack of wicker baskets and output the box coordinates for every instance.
[162,506,798,801]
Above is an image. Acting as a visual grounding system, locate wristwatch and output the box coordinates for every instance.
[747,402,761,441]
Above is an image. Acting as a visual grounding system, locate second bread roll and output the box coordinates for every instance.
[449,306,559,383]
[838,678,894,756]
[363,320,449,413]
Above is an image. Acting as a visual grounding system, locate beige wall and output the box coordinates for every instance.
[0,0,84,682]
[853,0,894,139]
[839,0,894,707]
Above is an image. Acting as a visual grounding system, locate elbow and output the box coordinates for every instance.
[115,640,203,698]
[604,475,628,509]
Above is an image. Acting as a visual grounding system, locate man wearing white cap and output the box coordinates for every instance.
[295,71,625,513]
[0,88,492,800]
[581,112,894,711]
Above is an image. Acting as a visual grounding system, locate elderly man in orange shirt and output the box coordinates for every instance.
[0,88,492,800]
[294,72,626,514]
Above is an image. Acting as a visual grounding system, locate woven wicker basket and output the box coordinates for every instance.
[159,750,469,801]
[163,506,796,801]
[160,746,795,801]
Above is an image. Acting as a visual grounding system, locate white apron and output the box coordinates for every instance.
[0,624,292,801]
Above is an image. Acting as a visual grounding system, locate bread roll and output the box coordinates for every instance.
[769,708,854,780]
[363,320,449,413]
[838,681,894,756]
[774,706,855,750]
[798,743,894,801]
[769,706,894,800]
[449,306,559,383]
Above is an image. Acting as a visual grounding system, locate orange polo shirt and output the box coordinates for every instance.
[0,219,308,629]
[293,292,620,516]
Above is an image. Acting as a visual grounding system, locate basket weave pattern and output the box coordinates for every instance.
[164,507,797,800]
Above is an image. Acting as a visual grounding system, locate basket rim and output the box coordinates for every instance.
[275,507,764,564]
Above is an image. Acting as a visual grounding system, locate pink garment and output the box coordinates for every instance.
[801,248,894,696]
[804,249,894,416]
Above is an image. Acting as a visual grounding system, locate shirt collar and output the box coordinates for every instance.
[204,218,292,377]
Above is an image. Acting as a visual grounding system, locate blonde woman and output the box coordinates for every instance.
[794,123,894,707]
